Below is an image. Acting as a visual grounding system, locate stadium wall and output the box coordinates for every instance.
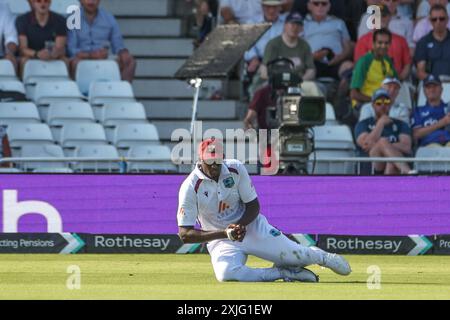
[0,175,449,236]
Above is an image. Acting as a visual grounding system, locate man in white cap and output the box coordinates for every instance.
[359,77,410,125]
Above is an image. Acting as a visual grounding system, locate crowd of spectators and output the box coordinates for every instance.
[0,0,135,82]
[199,0,450,174]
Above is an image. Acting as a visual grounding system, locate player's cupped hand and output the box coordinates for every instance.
[225,224,246,242]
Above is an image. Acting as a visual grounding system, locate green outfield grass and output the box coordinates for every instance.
[0,254,448,300]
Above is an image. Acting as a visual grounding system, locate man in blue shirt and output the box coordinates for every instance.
[67,0,136,82]
[412,75,450,147]
[355,88,413,175]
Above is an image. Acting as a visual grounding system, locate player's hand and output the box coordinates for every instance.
[225,224,246,242]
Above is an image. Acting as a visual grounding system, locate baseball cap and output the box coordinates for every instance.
[285,12,303,25]
[382,77,401,87]
[261,0,283,6]
[198,138,224,163]
[371,88,390,102]
[424,74,442,86]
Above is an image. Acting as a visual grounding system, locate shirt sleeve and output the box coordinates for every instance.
[15,15,26,36]
[3,9,18,45]
[236,161,257,203]
[398,120,412,136]
[55,14,67,36]
[108,14,126,54]
[262,38,276,65]
[354,119,369,140]
[304,42,315,70]
[411,109,423,129]
[350,57,366,89]
[177,181,199,227]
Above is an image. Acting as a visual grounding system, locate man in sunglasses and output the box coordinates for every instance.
[355,88,413,174]
[359,77,410,125]
[412,75,450,148]
[413,0,450,43]
[177,138,351,282]
[415,4,450,80]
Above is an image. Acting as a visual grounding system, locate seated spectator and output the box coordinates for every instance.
[194,0,216,48]
[359,1,414,53]
[16,0,68,76]
[413,1,450,43]
[259,12,316,82]
[416,0,450,20]
[0,125,12,168]
[359,77,410,125]
[67,0,136,83]
[303,0,354,80]
[220,0,263,24]
[355,88,413,174]
[244,0,286,97]
[0,3,18,73]
[293,0,366,40]
[351,28,398,111]
[412,75,450,147]
[354,5,411,80]
[414,4,450,80]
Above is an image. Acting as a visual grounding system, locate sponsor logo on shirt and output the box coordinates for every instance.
[223,177,235,188]
[218,201,230,213]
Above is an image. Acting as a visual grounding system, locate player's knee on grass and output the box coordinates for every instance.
[215,264,242,282]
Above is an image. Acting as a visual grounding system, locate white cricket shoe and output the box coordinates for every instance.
[321,253,352,276]
[279,267,319,283]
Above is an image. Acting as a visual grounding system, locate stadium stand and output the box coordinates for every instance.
[72,144,120,172]
[7,123,54,149]
[113,123,160,156]
[0,59,17,80]
[128,144,178,173]
[60,122,108,148]
[23,60,70,99]
[19,144,67,171]
[415,146,450,173]
[0,102,40,126]
[0,80,25,94]
[1,0,449,175]
[75,60,121,96]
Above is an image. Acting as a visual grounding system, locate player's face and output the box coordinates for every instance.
[201,160,222,180]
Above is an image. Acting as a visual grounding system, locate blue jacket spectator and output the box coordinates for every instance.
[67,0,136,82]
[412,75,450,147]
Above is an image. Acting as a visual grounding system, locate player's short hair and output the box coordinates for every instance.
[430,4,448,17]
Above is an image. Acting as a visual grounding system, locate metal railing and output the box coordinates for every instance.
[0,156,449,175]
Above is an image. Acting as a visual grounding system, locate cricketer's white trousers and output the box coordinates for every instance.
[207,214,326,282]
